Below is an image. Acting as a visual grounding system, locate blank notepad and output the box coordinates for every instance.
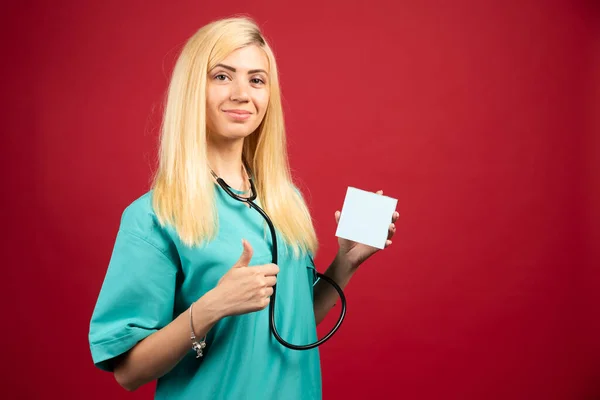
[335,187,398,249]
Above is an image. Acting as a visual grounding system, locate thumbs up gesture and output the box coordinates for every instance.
[213,239,279,317]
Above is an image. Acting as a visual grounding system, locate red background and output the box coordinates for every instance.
[3,1,599,399]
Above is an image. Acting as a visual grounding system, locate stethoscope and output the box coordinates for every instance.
[211,167,347,350]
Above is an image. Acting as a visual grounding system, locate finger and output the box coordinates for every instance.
[388,223,396,240]
[264,286,274,297]
[234,239,253,268]
[384,240,392,248]
[259,263,280,276]
[264,275,277,287]
[376,190,383,195]
[335,210,341,224]
[392,211,400,223]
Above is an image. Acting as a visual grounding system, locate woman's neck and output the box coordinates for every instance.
[207,136,248,191]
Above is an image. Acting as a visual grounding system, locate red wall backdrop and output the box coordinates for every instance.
[2,1,599,399]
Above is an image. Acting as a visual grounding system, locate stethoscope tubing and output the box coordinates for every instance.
[215,176,347,350]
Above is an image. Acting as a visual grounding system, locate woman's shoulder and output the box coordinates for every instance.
[117,190,173,248]
[120,191,155,225]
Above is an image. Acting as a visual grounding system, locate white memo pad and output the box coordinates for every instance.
[335,187,398,249]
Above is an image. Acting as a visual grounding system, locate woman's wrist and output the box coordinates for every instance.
[192,289,224,336]
[334,249,360,271]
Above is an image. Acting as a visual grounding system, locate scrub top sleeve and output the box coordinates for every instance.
[307,253,318,287]
[88,228,179,372]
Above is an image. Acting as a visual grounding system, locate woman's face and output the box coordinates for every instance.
[206,45,270,142]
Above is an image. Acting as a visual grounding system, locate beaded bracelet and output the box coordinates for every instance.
[189,302,207,358]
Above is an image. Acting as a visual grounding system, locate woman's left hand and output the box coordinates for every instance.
[334,190,399,269]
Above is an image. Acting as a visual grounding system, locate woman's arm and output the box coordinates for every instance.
[113,290,222,391]
[312,252,357,325]
[313,203,399,324]
[112,240,279,391]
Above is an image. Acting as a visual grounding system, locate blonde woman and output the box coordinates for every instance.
[89,16,399,400]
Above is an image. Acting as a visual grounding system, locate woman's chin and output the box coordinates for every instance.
[211,131,254,142]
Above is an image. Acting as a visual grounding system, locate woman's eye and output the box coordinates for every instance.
[251,78,265,85]
[215,74,229,81]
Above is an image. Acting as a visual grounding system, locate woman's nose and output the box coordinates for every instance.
[230,80,250,102]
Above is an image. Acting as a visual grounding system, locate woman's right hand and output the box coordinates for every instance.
[212,239,279,317]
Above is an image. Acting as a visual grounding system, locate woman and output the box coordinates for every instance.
[89,16,398,399]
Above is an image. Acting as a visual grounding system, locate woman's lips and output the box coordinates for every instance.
[223,110,252,121]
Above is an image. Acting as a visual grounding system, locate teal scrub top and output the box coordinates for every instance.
[89,185,322,399]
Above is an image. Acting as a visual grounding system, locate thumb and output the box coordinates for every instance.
[234,239,253,268]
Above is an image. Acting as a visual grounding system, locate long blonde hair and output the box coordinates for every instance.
[151,16,318,257]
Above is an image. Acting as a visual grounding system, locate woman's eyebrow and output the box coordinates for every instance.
[214,63,268,75]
